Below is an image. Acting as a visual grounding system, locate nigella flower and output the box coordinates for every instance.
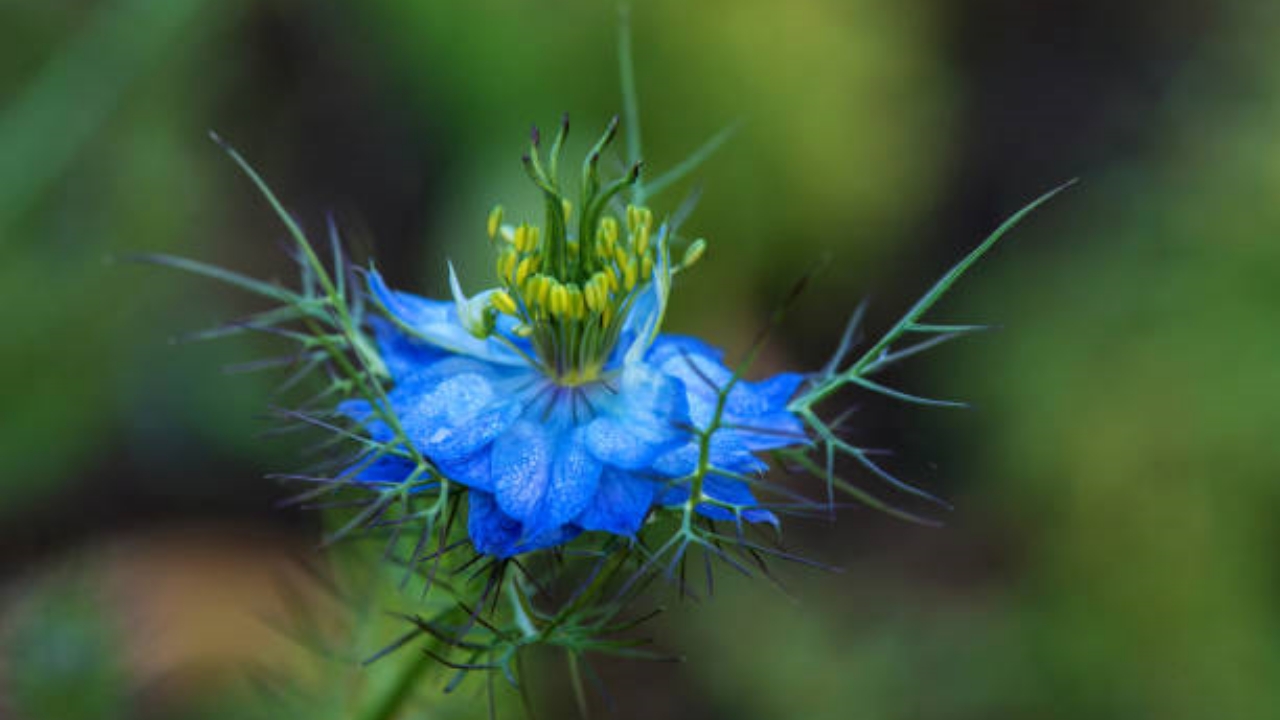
[341,119,807,557]
[141,25,1071,713]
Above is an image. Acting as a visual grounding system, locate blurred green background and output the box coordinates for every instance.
[3,0,1278,718]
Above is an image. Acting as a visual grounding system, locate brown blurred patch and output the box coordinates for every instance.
[1,521,339,714]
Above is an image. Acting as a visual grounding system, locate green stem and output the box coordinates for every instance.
[567,651,591,719]
[617,1,644,204]
[790,179,1076,413]
[357,645,435,720]
[508,576,538,639]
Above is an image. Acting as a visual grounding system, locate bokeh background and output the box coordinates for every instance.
[3,1,1278,718]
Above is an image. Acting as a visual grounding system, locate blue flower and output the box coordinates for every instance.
[343,272,808,556]
[339,125,809,557]
[340,264,808,557]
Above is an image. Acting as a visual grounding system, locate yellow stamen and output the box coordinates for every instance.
[487,205,504,240]
[635,224,651,257]
[550,282,569,317]
[529,274,551,308]
[583,281,601,314]
[598,216,619,246]
[491,290,518,316]
[623,258,638,291]
[567,284,585,320]
[496,248,517,283]
[515,256,538,286]
[519,225,542,253]
[626,205,652,234]
[682,238,707,268]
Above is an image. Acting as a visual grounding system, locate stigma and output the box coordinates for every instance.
[481,117,667,386]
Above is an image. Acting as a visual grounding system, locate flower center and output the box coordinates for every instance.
[484,117,660,386]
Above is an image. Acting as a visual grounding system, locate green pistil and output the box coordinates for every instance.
[484,117,672,385]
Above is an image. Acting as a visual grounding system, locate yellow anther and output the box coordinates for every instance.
[515,255,539,286]
[491,290,518,316]
[496,248,518,283]
[686,238,706,269]
[538,276,553,308]
[613,245,629,270]
[682,238,707,268]
[640,255,653,281]
[520,225,542,253]
[529,274,552,308]
[513,224,528,252]
[597,274,614,312]
[550,283,569,317]
[567,284,585,319]
[487,205,504,240]
[626,205,652,233]
[623,258,638,291]
[604,266,620,292]
[598,216,619,246]
[583,281,602,314]
[635,224,651,257]
[513,324,533,337]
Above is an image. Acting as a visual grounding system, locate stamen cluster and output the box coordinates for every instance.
[476,116,682,386]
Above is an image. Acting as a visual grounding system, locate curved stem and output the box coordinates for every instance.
[507,578,538,639]
[357,647,435,720]
[617,1,645,204]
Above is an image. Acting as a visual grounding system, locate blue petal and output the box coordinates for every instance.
[648,335,734,428]
[576,468,657,536]
[347,357,530,491]
[754,372,806,407]
[346,451,418,485]
[338,397,372,422]
[467,490,523,557]
[611,280,659,365]
[369,316,446,379]
[337,398,393,443]
[541,425,603,533]
[524,522,583,553]
[649,334,809,450]
[648,334,725,372]
[368,269,526,366]
[387,358,527,464]
[435,447,494,492]
[585,363,689,469]
[491,421,603,539]
[620,226,673,365]
[652,433,769,477]
[659,473,777,526]
[491,420,553,521]
[732,410,808,451]
[467,490,583,558]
